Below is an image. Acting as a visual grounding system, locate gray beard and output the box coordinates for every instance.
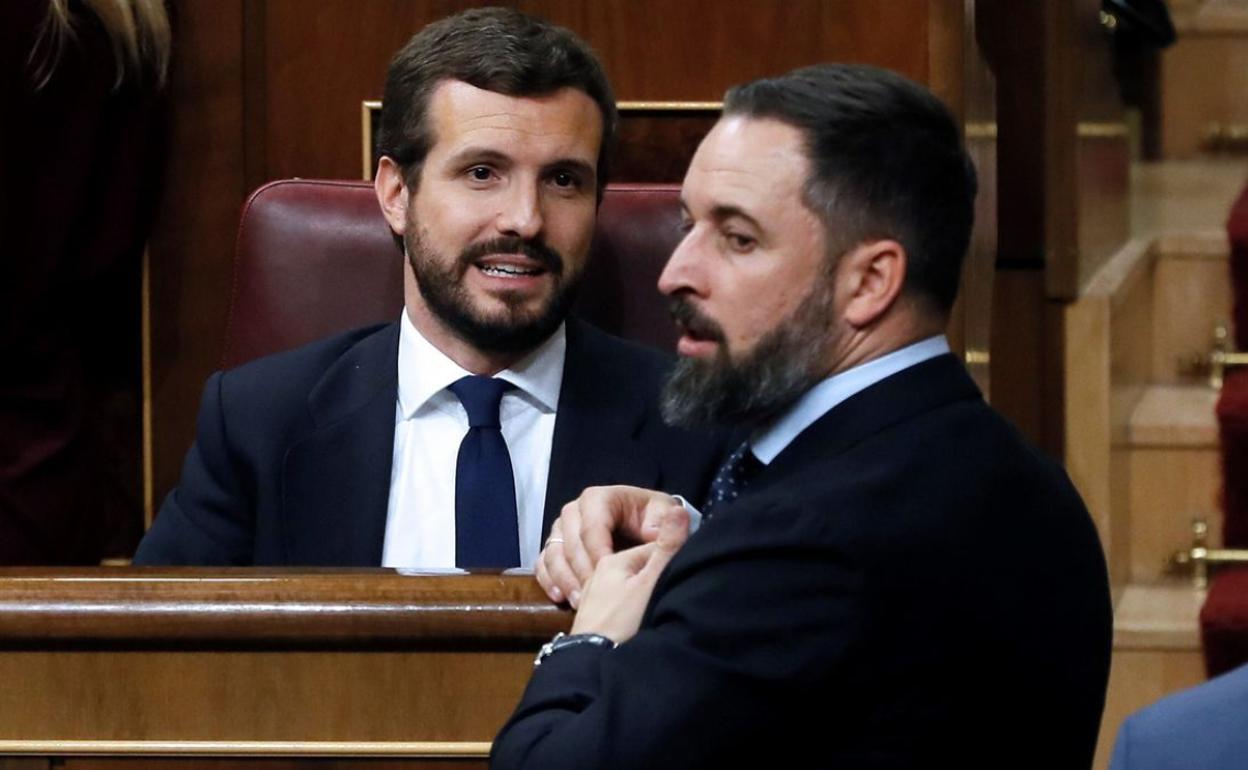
[660,282,836,428]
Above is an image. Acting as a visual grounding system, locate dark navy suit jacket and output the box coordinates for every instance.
[492,354,1113,770]
[134,319,724,565]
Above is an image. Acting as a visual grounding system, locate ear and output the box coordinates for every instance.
[374,157,411,237]
[839,239,907,328]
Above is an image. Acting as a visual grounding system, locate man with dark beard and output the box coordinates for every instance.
[133,8,723,567]
[497,65,1112,769]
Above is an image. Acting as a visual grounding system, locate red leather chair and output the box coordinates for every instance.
[223,179,682,369]
[1202,180,1248,676]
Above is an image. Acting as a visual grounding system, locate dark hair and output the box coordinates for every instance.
[376,7,616,197]
[723,63,977,315]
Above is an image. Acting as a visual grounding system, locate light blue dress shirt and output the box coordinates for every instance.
[750,334,952,464]
[685,335,951,530]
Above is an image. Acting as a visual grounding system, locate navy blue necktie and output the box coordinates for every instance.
[449,376,520,568]
[702,440,764,518]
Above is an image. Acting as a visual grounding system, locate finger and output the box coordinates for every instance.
[639,495,684,541]
[580,485,646,563]
[538,520,579,604]
[534,549,560,603]
[580,504,617,564]
[560,501,598,585]
[655,505,690,553]
[602,541,657,577]
[640,505,690,579]
[544,542,583,605]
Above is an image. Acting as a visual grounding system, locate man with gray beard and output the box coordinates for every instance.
[498,64,1112,769]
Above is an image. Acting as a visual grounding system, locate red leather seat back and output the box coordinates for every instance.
[1231,182,1248,351]
[223,179,682,369]
[1219,182,1248,549]
[1203,180,1248,675]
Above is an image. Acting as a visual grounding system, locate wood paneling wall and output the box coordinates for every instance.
[148,1,248,524]
[148,1,985,522]
[985,0,1129,456]
[255,0,934,182]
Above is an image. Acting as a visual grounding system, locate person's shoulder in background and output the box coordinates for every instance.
[1110,663,1248,770]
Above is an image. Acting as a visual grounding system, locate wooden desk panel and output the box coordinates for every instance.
[0,570,569,765]
[0,650,529,743]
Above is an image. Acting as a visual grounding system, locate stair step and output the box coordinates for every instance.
[1126,385,1219,448]
[1114,581,1203,650]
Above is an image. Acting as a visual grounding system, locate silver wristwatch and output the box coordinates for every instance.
[534,632,617,667]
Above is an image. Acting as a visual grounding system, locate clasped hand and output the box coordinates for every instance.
[537,485,691,643]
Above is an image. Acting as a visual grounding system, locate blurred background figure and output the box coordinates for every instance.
[1109,662,1248,770]
[0,0,169,563]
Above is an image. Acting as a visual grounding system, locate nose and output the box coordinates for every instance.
[495,180,543,240]
[658,226,705,298]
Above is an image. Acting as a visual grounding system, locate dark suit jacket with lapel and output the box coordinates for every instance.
[492,354,1113,770]
[134,319,725,565]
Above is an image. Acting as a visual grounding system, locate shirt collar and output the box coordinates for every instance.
[750,335,951,464]
[396,309,566,419]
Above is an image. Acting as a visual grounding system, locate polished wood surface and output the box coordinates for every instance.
[148,0,247,527]
[950,1,997,394]
[0,569,564,645]
[0,571,568,763]
[54,758,476,763]
[984,0,1130,456]
[257,0,933,182]
[1162,1,1248,158]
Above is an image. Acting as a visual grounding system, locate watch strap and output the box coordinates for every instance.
[534,631,617,667]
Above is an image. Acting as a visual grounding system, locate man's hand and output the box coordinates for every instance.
[568,506,689,644]
[537,485,688,607]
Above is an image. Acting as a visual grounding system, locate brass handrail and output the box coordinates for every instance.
[1171,519,1248,589]
[1187,323,1248,389]
[1203,123,1248,155]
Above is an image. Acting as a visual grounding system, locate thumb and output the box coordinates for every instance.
[641,505,690,577]
[638,494,682,543]
[656,505,690,552]
[614,542,657,575]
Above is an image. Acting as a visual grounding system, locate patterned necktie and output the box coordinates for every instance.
[448,376,520,568]
[702,440,764,518]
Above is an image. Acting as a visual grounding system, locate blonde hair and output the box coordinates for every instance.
[29,0,171,90]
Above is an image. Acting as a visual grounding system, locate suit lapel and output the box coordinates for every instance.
[282,324,399,564]
[543,321,660,539]
[762,353,981,484]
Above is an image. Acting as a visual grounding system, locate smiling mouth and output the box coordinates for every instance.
[460,236,563,283]
[477,262,544,278]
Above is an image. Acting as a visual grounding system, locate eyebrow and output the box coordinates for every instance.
[681,198,765,232]
[545,157,596,181]
[446,147,512,168]
[445,147,596,182]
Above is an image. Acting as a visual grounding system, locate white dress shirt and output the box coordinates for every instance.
[381,310,565,569]
[685,335,951,531]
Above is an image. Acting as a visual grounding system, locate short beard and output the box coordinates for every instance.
[405,230,581,354]
[660,282,836,428]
